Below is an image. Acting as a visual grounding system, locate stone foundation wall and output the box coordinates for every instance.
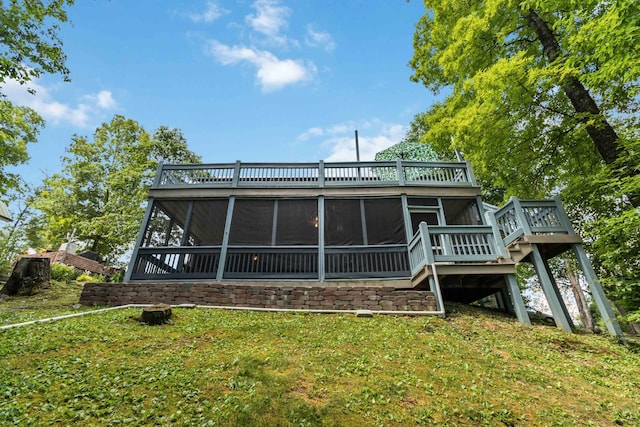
[80,282,437,312]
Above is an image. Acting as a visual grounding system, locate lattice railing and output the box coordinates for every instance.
[493,197,573,245]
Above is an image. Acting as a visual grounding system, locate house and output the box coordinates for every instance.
[119,159,623,339]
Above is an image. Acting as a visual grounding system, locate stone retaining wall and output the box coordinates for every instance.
[80,282,437,312]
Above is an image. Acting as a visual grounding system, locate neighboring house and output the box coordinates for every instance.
[0,200,12,222]
[123,159,623,339]
[35,249,112,277]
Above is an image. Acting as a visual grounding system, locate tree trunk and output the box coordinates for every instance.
[565,260,597,332]
[525,9,621,165]
[141,304,172,325]
[1,257,51,296]
[614,303,640,336]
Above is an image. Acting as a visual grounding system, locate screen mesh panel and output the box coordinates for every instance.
[410,212,440,234]
[189,200,228,245]
[364,198,406,244]
[443,198,482,225]
[275,199,318,245]
[325,199,363,245]
[143,200,189,246]
[229,199,275,245]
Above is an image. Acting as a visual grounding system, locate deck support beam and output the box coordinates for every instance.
[318,196,325,282]
[530,244,573,333]
[216,196,235,282]
[124,196,156,283]
[572,244,625,340]
[542,256,575,329]
[485,209,531,326]
[504,274,531,326]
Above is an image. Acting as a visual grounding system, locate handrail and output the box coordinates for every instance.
[493,197,574,245]
[153,160,476,189]
[408,223,500,275]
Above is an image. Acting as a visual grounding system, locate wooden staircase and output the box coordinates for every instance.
[504,241,533,263]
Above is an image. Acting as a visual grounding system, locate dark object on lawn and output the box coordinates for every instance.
[1,257,51,296]
[528,310,556,326]
[141,304,172,325]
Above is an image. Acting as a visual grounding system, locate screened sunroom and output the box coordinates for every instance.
[129,193,485,281]
[125,160,484,282]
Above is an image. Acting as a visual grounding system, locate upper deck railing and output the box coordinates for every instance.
[152,160,477,189]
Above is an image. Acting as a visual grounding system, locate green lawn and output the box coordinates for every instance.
[1,283,639,426]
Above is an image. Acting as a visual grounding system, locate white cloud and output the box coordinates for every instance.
[245,0,290,45]
[206,40,315,92]
[298,121,406,162]
[297,126,324,141]
[1,78,117,128]
[305,25,335,52]
[94,90,117,109]
[188,1,228,23]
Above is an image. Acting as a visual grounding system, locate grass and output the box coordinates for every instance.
[1,283,639,426]
[0,280,91,324]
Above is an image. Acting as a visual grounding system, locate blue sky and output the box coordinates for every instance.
[5,0,439,185]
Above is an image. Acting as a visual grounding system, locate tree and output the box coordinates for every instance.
[0,0,75,93]
[409,0,639,321]
[0,100,44,194]
[0,0,75,195]
[33,115,201,263]
[409,0,638,193]
[0,181,39,274]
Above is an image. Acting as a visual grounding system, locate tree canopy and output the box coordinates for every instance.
[33,115,201,263]
[0,100,44,194]
[409,0,639,192]
[0,0,75,196]
[0,0,74,92]
[409,0,639,319]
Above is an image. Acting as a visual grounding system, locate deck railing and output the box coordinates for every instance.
[130,247,222,280]
[408,222,501,275]
[493,197,573,245]
[130,245,409,280]
[223,247,319,279]
[325,245,410,279]
[154,160,476,189]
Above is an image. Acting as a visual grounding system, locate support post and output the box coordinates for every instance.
[511,197,532,236]
[487,204,531,326]
[318,160,325,188]
[572,244,625,340]
[401,194,413,244]
[542,256,575,329]
[177,200,194,273]
[495,290,507,311]
[553,196,577,234]
[216,196,235,282]
[530,244,573,333]
[504,274,531,326]
[465,160,477,186]
[396,159,405,185]
[231,160,241,188]
[418,222,442,312]
[124,197,156,282]
[318,196,325,282]
[152,161,164,188]
[360,199,368,246]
